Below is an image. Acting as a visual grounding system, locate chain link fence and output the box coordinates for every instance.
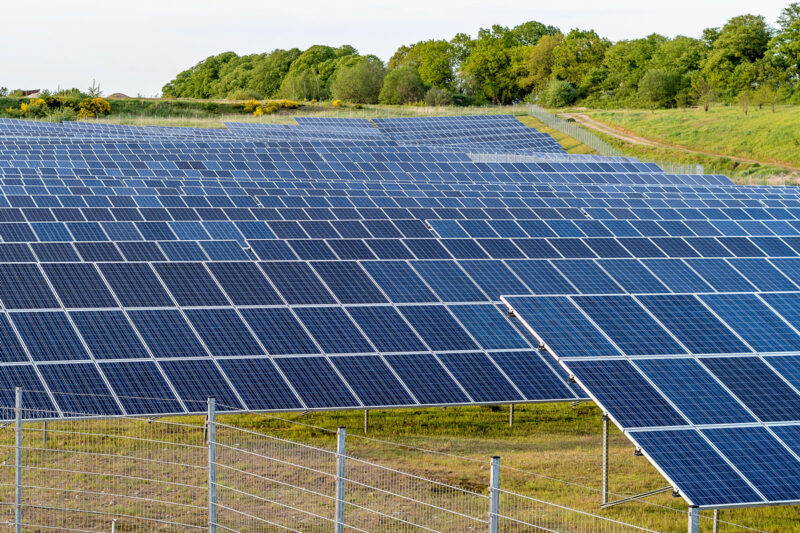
[0,388,755,533]
[526,105,706,176]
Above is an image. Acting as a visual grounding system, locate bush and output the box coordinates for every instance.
[45,107,78,122]
[332,99,344,107]
[329,60,385,104]
[379,66,425,105]
[242,99,261,113]
[77,97,111,118]
[542,80,578,107]
[638,70,679,109]
[228,89,264,101]
[277,99,299,109]
[425,87,453,106]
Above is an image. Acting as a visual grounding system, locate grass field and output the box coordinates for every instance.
[576,106,800,184]
[223,404,794,533]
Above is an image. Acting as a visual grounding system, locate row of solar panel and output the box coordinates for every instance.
[0,348,577,420]
[6,253,800,312]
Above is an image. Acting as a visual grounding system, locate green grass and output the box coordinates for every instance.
[574,105,800,183]
[517,115,597,154]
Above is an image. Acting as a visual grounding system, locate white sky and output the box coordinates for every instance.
[0,0,791,96]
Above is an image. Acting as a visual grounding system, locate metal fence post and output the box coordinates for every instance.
[712,509,719,533]
[335,427,346,533]
[602,414,609,505]
[489,456,500,533]
[687,506,699,533]
[15,386,21,533]
[207,397,217,533]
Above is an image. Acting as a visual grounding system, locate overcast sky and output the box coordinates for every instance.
[0,0,791,96]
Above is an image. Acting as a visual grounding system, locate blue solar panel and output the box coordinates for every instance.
[184,308,264,357]
[411,260,487,302]
[331,355,417,406]
[384,353,470,405]
[0,264,60,309]
[273,356,360,409]
[311,261,388,304]
[259,261,336,305]
[438,352,523,403]
[504,296,622,358]
[127,309,208,358]
[701,293,800,352]
[704,426,800,501]
[153,263,230,307]
[458,260,529,300]
[239,307,320,355]
[634,358,755,425]
[573,295,686,356]
[630,429,762,507]
[217,358,304,410]
[294,307,374,353]
[552,260,623,294]
[638,295,750,354]
[11,311,90,361]
[448,304,529,350]
[567,359,686,427]
[160,359,243,412]
[99,361,184,415]
[399,305,479,351]
[42,263,118,308]
[39,363,123,416]
[347,306,427,352]
[206,262,283,306]
[702,357,800,422]
[361,261,438,303]
[505,260,577,295]
[71,311,150,359]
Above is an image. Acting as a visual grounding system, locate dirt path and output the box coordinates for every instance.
[560,113,800,172]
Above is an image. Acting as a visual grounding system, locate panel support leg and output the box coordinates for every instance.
[508,404,514,428]
[713,509,719,533]
[363,409,369,433]
[688,506,699,533]
[602,414,609,505]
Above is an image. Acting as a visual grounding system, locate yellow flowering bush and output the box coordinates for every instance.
[332,99,343,107]
[277,99,299,109]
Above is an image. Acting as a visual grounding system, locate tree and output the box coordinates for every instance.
[379,66,425,104]
[329,58,386,103]
[542,80,578,107]
[768,3,800,85]
[551,29,610,86]
[248,49,300,97]
[602,35,666,100]
[520,33,563,93]
[388,40,457,89]
[638,70,679,109]
[510,20,560,46]
[701,15,772,99]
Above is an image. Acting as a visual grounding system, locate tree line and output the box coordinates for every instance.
[161,3,800,109]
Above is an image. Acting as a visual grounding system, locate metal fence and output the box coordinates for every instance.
[526,104,705,175]
[0,389,666,532]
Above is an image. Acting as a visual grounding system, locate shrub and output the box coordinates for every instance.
[228,89,264,101]
[425,87,453,106]
[77,97,111,118]
[45,107,78,122]
[332,99,344,107]
[542,80,578,107]
[277,99,299,109]
[638,70,679,109]
[330,60,385,104]
[242,99,261,113]
[379,66,425,105]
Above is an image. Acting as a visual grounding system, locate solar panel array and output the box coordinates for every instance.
[5,113,800,510]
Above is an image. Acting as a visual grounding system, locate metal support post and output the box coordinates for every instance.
[15,387,22,533]
[207,397,217,533]
[602,414,609,505]
[334,427,346,533]
[489,456,500,533]
[42,421,47,449]
[713,509,719,533]
[508,404,514,428]
[363,410,369,433]
[687,506,699,533]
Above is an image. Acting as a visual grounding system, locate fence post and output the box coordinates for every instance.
[15,386,21,533]
[207,397,217,533]
[687,506,699,533]
[335,427,346,533]
[602,414,609,505]
[489,456,500,533]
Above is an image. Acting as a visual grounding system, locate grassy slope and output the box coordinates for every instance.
[578,106,800,183]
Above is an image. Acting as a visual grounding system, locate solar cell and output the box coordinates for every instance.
[273,356,360,409]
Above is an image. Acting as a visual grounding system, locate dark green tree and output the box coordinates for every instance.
[329,57,386,103]
[379,66,425,104]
